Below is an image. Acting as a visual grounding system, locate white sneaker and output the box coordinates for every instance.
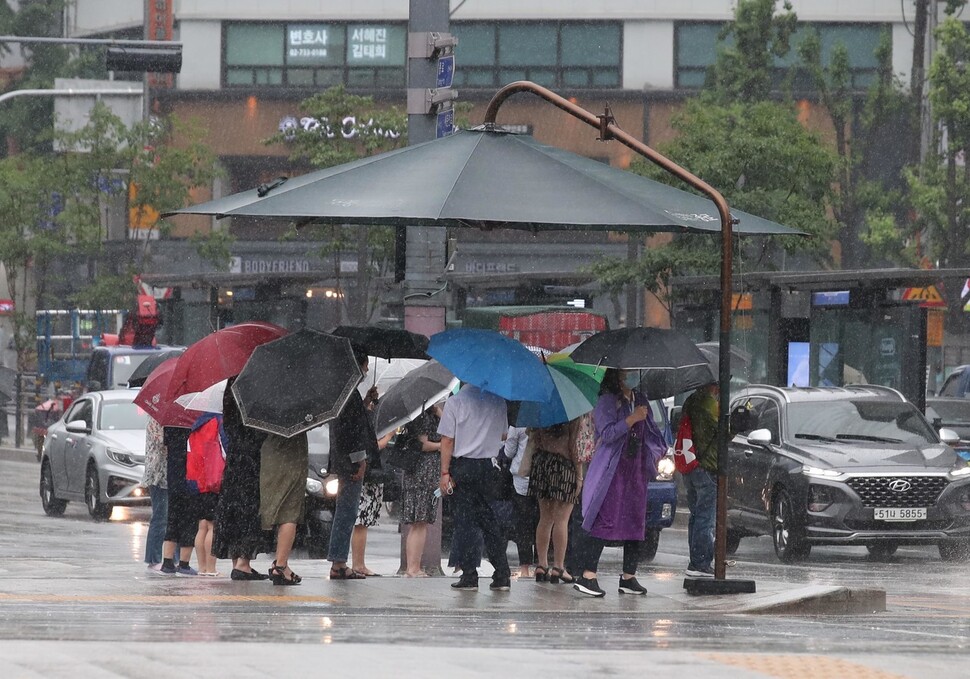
[684,567,715,578]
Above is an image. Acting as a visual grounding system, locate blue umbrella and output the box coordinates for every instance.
[427,329,555,402]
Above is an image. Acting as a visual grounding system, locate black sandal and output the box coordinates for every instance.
[534,566,548,582]
[549,567,574,584]
[330,566,365,580]
[270,564,302,586]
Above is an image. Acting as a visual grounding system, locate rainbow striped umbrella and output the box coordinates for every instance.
[516,354,605,428]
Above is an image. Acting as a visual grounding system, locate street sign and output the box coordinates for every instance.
[436,106,455,138]
[902,285,946,307]
[436,54,454,88]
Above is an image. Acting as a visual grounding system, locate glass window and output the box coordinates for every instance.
[226,24,283,66]
[561,23,621,67]
[100,402,150,431]
[499,23,558,66]
[675,21,888,90]
[786,400,937,445]
[454,24,495,66]
[453,21,620,89]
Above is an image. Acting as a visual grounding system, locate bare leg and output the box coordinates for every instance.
[535,498,555,570]
[179,544,193,564]
[275,522,297,577]
[405,522,429,576]
[194,520,207,572]
[551,500,572,573]
[351,525,368,574]
[203,521,216,574]
[162,540,176,560]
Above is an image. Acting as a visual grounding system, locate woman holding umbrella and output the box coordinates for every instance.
[399,402,445,577]
[573,368,665,598]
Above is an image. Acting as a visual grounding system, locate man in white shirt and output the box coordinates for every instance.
[438,384,510,590]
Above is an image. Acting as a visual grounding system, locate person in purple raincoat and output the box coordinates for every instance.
[572,368,665,598]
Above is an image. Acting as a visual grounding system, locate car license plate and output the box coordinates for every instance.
[874,507,926,521]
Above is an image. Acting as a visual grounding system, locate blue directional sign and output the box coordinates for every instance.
[436,54,455,89]
[436,107,455,138]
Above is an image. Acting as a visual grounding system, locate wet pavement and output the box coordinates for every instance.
[3,448,970,677]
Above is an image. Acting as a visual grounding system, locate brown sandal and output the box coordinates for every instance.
[330,566,365,580]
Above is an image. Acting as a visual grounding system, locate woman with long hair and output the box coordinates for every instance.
[528,419,582,584]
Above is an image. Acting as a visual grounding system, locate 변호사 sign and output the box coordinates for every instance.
[287,24,344,66]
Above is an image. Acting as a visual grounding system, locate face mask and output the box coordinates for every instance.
[624,372,640,390]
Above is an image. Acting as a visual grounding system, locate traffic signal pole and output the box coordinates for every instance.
[399,0,455,576]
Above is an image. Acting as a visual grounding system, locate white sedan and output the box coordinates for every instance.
[40,390,151,520]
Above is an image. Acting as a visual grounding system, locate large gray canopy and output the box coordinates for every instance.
[168,127,800,236]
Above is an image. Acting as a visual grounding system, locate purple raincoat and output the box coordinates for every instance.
[581,391,666,540]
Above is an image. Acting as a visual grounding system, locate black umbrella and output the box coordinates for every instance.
[696,341,752,385]
[126,348,185,388]
[330,325,430,360]
[231,329,362,438]
[571,327,715,399]
[373,360,458,439]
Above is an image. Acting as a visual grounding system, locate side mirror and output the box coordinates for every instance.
[747,428,772,446]
[66,420,90,434]
[940,428,961,446]
[86,380,102,392]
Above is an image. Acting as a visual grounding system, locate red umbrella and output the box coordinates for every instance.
[134,357,204,428]
[165,321,288,400]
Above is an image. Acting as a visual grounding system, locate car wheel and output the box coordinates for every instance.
[726,529,743,555]
[84,464,112,521]
[639,529,661,563]
[938,540,970,562]
[771,489,811,562]
[866,543,899,560]
[39,459,67,517]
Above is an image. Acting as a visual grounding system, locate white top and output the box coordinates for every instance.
[505,426,530,496]
[437,384,508,460]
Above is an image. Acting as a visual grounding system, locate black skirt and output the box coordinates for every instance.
[527,449,579,504]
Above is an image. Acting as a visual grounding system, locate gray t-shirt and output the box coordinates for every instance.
[437,384,508,459]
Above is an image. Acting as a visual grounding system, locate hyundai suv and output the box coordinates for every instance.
[725,385,970,562]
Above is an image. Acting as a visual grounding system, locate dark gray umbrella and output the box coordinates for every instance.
[373,360,458,439]
[571,327,715,399]
[127,348,185,388]
[231,329,362,438]
[330,325,430,360]
[166,128,799,237]
[696,341,752,385]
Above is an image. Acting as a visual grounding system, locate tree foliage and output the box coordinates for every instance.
[267,85,408,324]
[907,18,970,269]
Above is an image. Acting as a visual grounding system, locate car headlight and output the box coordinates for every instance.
[325,477,340,496]
[107,448,136,466]
[802,465,842,479]
[655,456,675,481]
[948,465,970,480]
[306,478,323,495]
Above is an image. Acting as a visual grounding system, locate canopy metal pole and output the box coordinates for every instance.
[484,81,740,587]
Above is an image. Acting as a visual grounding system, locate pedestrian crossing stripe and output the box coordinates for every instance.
[902,285,945,307]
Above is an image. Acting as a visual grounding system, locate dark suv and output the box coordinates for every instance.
[726,385,970,562]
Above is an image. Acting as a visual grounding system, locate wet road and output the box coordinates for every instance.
[2,453,969,677]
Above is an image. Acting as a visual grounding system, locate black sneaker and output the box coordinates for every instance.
[573,576,606,598]
[451,573,479,590]
[618,576,647,595]
[489,576,511,591]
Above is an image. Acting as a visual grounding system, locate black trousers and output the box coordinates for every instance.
[511,492,538,565]
[574,529,641,576]
[450,457,511,579]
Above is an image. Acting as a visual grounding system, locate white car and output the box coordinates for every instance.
[40,390,151,520]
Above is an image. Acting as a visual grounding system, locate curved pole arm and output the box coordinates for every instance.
[484,80,734,581]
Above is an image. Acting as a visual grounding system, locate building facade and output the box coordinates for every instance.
[60,0,928,342]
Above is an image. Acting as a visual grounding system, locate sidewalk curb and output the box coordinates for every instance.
[673,584,886,615]
[0,446,38,464]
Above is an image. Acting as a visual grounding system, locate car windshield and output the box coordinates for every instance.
[100,401,151,431]
[110,354,152,388]
[787,400,937,446]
